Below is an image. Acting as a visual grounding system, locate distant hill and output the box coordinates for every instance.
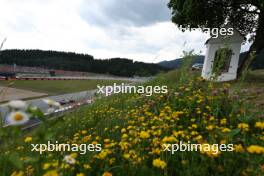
[159,55,204,69]
[159,52,264,70]
[0,49,169,77]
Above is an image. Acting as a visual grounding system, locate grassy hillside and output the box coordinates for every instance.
[0,69,263,176]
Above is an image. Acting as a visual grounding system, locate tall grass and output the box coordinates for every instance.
[0,53,263,176]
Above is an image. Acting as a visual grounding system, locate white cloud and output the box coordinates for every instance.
[0,0,250,63]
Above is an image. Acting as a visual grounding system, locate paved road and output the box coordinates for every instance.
[0,77,151,125]
[0,89,98,124]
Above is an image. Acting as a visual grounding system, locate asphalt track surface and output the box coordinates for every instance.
[0,77,149,127]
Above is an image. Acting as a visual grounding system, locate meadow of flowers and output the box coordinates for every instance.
[0,70,263,176]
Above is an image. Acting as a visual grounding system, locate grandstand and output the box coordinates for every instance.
[0,64,95,77]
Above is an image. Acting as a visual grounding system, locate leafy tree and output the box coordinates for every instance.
[168,0,264,76]
[0,49,168,77]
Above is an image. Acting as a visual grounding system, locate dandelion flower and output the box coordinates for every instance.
[121,128,126,133]
[152,158,167,169]
[237,123,249,132]
[6,111,29,126]
[206,125,214,131]
[11,171,24,176]
[139,131,150,139]
[42,163,50,170]
[97,150,109,160]
[43,170,59,176]
[234,144,244,153]
[221,128,231,133]
[83,164,91,170]
[24,136,32,143]
[102,171,112,176]
[76,173,85,176]
[247,145,264,154]
[255,122,264,130]
[123,153,130,160]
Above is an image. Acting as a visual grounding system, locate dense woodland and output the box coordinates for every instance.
[0,49,169,77]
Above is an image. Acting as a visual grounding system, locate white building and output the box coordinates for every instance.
[201,27,244,81]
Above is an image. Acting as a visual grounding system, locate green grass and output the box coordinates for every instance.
[0,79,127,95]
[0,69,263,176]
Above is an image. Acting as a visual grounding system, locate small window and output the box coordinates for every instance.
[212,48,233,74]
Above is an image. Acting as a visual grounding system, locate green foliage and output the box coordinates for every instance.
[178,50,196,83]
[168,0,262,38]
[168,0,264,69]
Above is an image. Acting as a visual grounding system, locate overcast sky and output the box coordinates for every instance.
[0,0,250,63]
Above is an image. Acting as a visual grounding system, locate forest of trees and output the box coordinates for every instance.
[0,49,169,77]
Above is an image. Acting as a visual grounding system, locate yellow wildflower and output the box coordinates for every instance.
[83,135,91,142]
[104,139,111,143]
[42,163,50,170]
[43,170,59,176]
[109,158,116,165]
[255,122,264,130]
[24,136,32,143]
[191,124,198,129]
[234,144,244,153]
[76,173,85,176]
[206,125,214,131]
[102,171,112,176]
[220,118,227,125]
[11,171,24,176]
[139,131,150,139]
[122,134,128,138]
[121,128,126,133]
[83,164,91,170]
[162,136,177,143]
[247,145,264,154]
[97,150,109,160]
[81,130,87,135]
[200,144,221,158]
[237,123,249,132]
[221,128,231,133]
[123,153,130,160]
[152,158,167,169]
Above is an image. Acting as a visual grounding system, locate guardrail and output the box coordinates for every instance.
[2,99,93,131]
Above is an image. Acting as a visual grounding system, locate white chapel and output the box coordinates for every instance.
[201,26,245,81]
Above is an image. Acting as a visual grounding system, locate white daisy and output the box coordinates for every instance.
[63,155,76,165]
[43,99,60,107]
[8,100,27,110]
[6,111,30,126]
